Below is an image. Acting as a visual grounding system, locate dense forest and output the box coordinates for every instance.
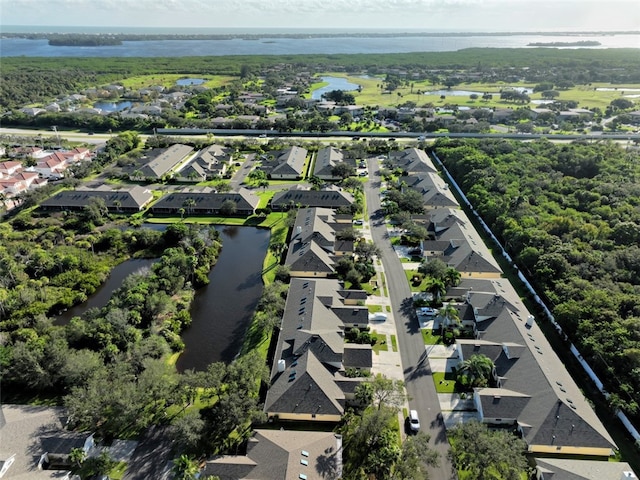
[2,48,640,109]
[0,215,221,393]
[433,138,640,422]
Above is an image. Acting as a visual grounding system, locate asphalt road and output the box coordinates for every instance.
[365,158,456,480]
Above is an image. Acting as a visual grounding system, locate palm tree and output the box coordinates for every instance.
[182,198,196,215]
[456,354,495,389]
[171,454,199,480]
[424,277,446,304]
[444,267,461,288]
[69,447,86,470]
[439,303,460,330]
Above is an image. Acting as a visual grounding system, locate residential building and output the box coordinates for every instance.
[284,207,354,277]
[389,147,438,175]
[190,144,233,179]
[446,278,617,458]
[264,278,372,422]
[130,144,193,180]
[534,458,635,480]
[269,146,308,179]
[202,429,343,480]
[270,185,354,211]
[314,147,349,180]
[150,187,259,216]
[40,185,154,213]
[399,172,459,209]
[0,404,95,479]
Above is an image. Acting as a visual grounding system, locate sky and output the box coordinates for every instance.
[1,0,639,32]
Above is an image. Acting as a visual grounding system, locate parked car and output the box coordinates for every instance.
[419,307,437,317]
[409,409,420,432]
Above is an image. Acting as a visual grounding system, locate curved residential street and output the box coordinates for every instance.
[364,158,456,480]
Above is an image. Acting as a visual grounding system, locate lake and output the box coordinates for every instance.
[93,100,133,112]
[56,258,156,324]
[2,32,639,57]
[55,225,270,370]
[312,76,360,100]
[176,225,269,371]
[176,78,205,86]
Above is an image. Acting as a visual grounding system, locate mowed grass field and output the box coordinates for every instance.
[118,73,236,90]
[113,71,638,112]
[314,73,640,111]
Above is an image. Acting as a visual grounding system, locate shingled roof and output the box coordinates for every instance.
[150,188,259,216]
[453,279,616,455]
[202,429,342,480]
[285,208,354,276]
[390,147,438,174]
[40,185,153,212]
[271,146,308,178]
[271,186,354,210]
[314,146,347,179]
[265,278,371,420]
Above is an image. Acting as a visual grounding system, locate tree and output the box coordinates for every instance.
[171,454,200,480]
[84,197,109,225]
[332,162,356,180]
[69,447,87,471]
[182,198,196,215]
[355,240,380,262]
[392,432,439,480]
[456,354,495,389]
[341,407,400,480]
[443,267,461,288]
[448,420,528,480]
[439,303,460,334]
[219,199,237,216]
[424,277,446,304]
[358,373,406,411]
[419,258,448,280]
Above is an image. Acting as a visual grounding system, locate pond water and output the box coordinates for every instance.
[312,76,360,100]
[424,87,533,97]
[176,78,205,86]
[531,99,556,105]
[56,258,156,324]
[93,100,133,112]
[596,87,640,92]
[55,225,269,370]
[176,225,269,371]
[423,89,483,97]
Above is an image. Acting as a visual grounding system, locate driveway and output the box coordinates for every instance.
[122,426,174,480]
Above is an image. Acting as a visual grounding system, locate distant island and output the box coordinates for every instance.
[2,31,636,44]
[527,40,601,47]
[48,34,122,46]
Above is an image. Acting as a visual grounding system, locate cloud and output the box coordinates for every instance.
[1,0,638,30]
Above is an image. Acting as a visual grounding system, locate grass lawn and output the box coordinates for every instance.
[371,331,389,354]
[117,73,235,90]
[390,334,398,352]
[312,73,640,112]
[108,462,128,480]
[432,372,457,393]
[368,304,383,313]
[422,328,442,346]
[405,269,428,292]
[255,190,276,209]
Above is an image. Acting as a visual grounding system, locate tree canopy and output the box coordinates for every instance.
[435,137,640,420]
